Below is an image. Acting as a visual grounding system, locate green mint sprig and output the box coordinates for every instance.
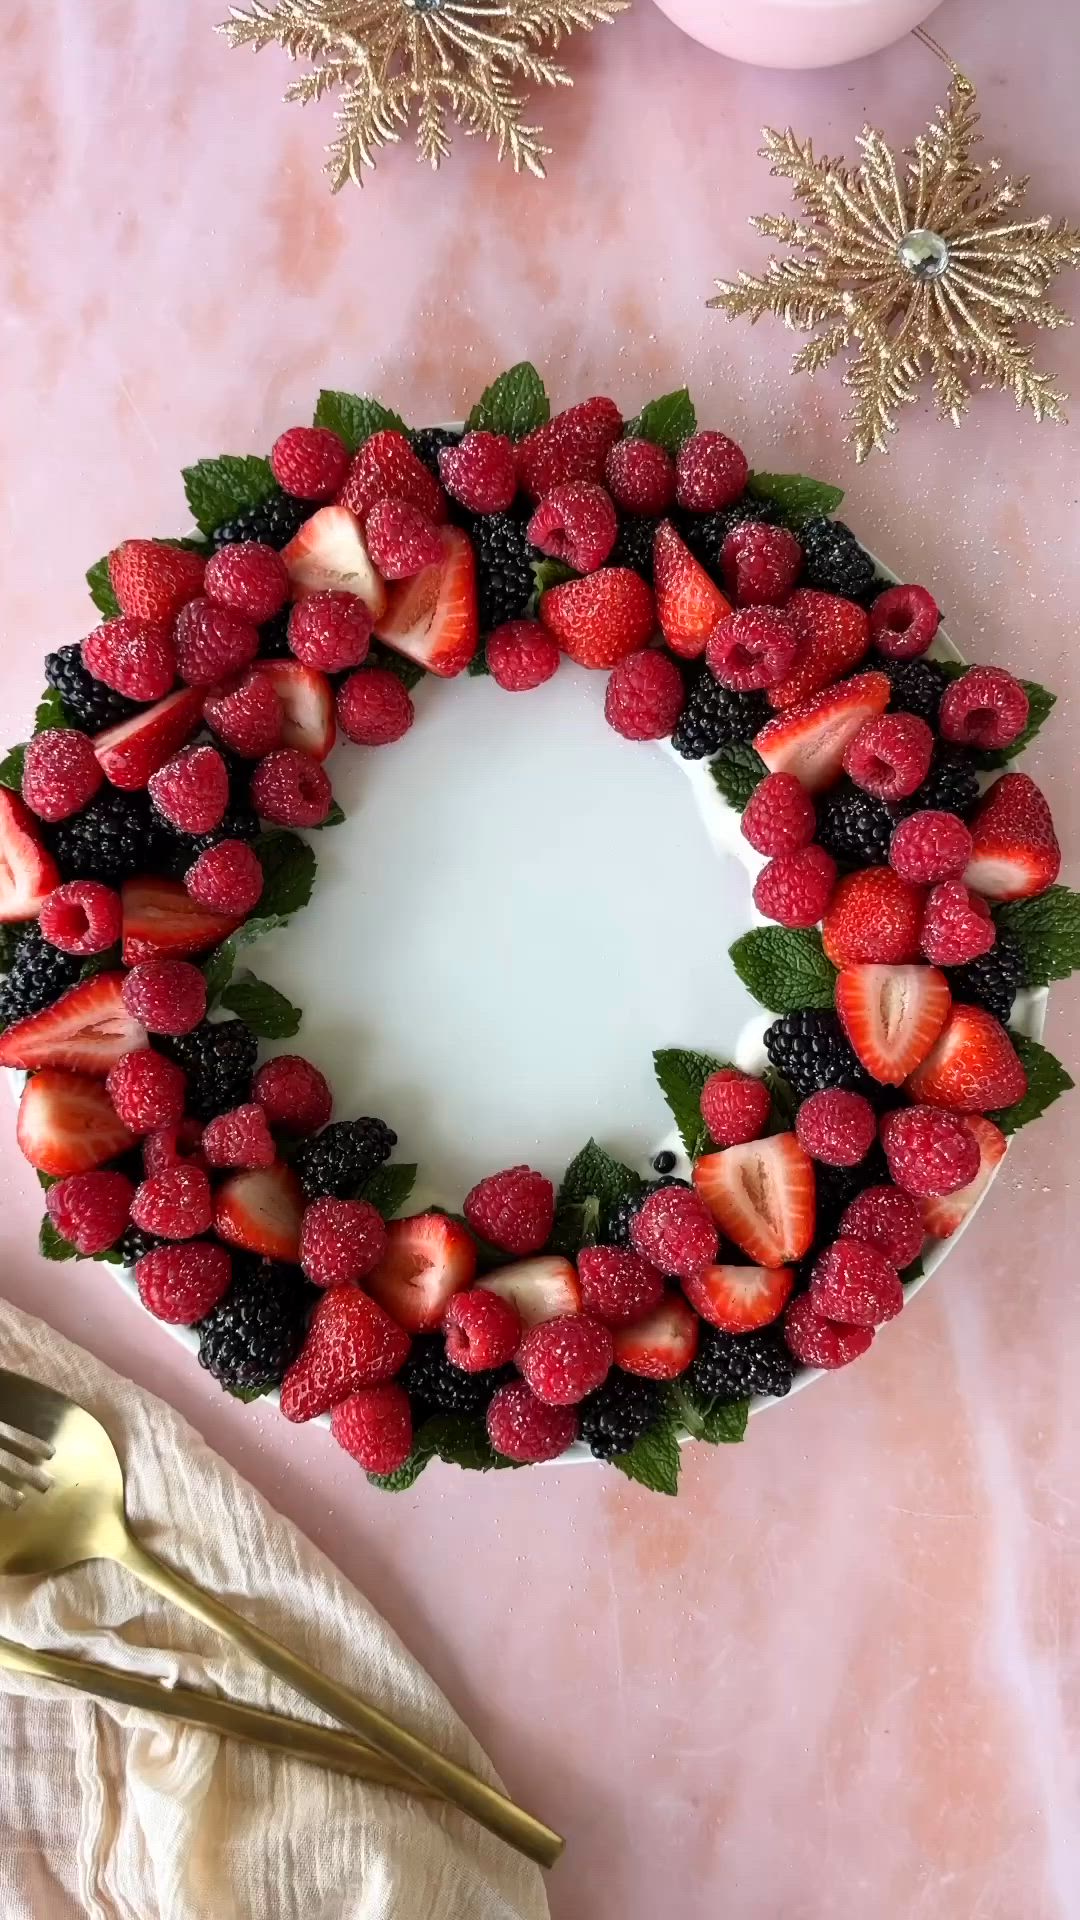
[624,388,696,453]
[746,472,844,525]
[653,1047,729,1159]
[466,362,549,440]
[182,455,277,536]
[729,928,837,1014]
[550,1139,643,1257]
[313,391,408,450]
[995,885,1080,987]
[992,1033,1074,1135]
[710,744,767,812]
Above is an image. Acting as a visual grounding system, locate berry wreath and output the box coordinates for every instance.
[0,363,1075,1498]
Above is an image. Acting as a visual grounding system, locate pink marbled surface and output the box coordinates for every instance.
[2,2,1080,1914]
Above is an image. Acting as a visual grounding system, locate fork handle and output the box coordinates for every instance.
[115,1531,562,1870]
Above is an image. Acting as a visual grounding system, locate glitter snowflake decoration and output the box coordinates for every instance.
[709,76,1080,460]
[219,0,629,185]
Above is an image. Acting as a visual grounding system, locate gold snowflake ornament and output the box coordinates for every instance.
[219,0,629,185]
[709,75,1080,460]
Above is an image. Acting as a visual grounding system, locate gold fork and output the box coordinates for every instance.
[0,1369,562,1869]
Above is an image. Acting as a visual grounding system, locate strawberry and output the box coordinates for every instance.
[652,520,731,658]
[0,973,145,1076]
[768,589,870,709]
[693,1133,815,1267]
[477,1255,582,1327]
[682,1262,795,1334]
[0,788,59,921]
[213,1162,305,1261]
[835,962,952,1085]
[374,525,478,678]
[918,1113,1007,1237]
[17,1068,136,1176]
[962,772,1061,902]
[337,430,448,528]
[515,398,623,499]
[120,875,244,965]
[905,1002,1028,1112]
[822,866,925,967]
[280,505,388,619]
[92,687,205,791]
[365,1211,478,1332]
[108,539,206,623]
[248,660,336,761]
[754,671,890,794]
[279,1285,412,1423]
[539,568,655,669]
[611,1292,699,1381]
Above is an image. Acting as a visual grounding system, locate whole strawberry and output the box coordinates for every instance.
[280,1285,411,1422]
[108,540,206,623]
[540,569,655,669]
[337,429,447,526]
[516,398,623,499]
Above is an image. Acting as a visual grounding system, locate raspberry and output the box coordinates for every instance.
[250,748,333,827]
[920,879,996,967]
[753,845,837,929]
[675,431,749,512]
[149,745,229,834]
[331,1384,413,1476]
[287,589,372,673]
[270,425,350,500]
[136,1240,232,1324]
[21,729,102,823]
[783,1294,875,1369]
[604,439,676,514]
[253,1054,332,1134]
[203,542,290,622]
[131,1164,214,1239]
[604,649,684,741]
[838,1184,924,1269]
[39,880,122,955]
[185,839,264,914]
[336,669,414,747]
[843,712,934,800]
[82,617,177,702]
[795,1088,877,1167]
[880,1105,980,1197]
[108,541,206,624]
[889,810,973,885]
[175,599,260,687]
[122,957,207,1036]
[706,607,802,691]
[486,1379,579,1462]
[338,430,447,527]
[444,1288,523,1370]
[204,671,284,759]
[46,1169,134,1255]
[720,521,802,606]
[143,1117,205,1176]
[300,1195,388,1287]
[540,568,655,670]
[939,666,1030,751]
[741,772,816,856]
[869,583,940,659]
[822,866,924,966]
[515,399,623,499]
[463,1165,555,1255]
[630,1185,717,1280]
[363,498,443,580]
[202,1102,276,1170]
[107,1048,187,1133]
[527,482,617,573]
[486,620,561,692]
[810,1236,904,1327]
[700,1067,772,1147]
[575,1246,665,1326]
[438,431,518,514]
[519,1313,613,1406]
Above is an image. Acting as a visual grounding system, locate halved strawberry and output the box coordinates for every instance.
[0,973,145,1076]
[682,1261,795,1333]
[768,589,870,709]
[693,1134,815,1267]
[478,1255,582,1327]
[0,788,59,921]
[280,505,388,619]
[248,660,336,761]
[962,772,1061,901]
[365,1211,478,1332]
[835,962,952,1085]
[918,1113,1007,1237]
[611,1292,699,1380]
[652,520,731,658]
[17,1068,136,1175]
[92,687,205,790]
[374,526,478,678]
[905,1002,1028,1112]
[754,671,891,793]
[121,875,244,965]
[214,1162,304,1261]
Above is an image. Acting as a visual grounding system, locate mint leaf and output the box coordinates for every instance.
[368,1412,500,1491]
[313,390,408,451]
[251,831,317,922]
[973,680,1056,768]
[625,388,696,453]
[653,1047,729,1159]
[746,472,844,526]
[902,1256,925,1285]
[673,1378,749,1444]
[220,976,302,1038]
[467,645,490,678]
[86,555,121,619]
[996,886,1080,987]
[366,641,426,691]
[466,362,549,440]
[182,455,277,536]
[991,1033,1074,1135]
[227,1383,272,1403]
[730,927,837,1014]
[202,941,238,1008]
[762,1066,798,1130]
[710,743,767,812]
[531,555,577,603]
[552,1138,643,1255]
[33,687,70,734]
[39,1217,78,1262]
[361,1163,417,1219]
[0,743,25,792]
[611,1410,681,1496]
[35,1169,58,1190]
[311,801,346,830]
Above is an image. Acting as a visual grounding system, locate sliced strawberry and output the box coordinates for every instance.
[280,504,388,620]
[17,1068,136,1175]
[918,1113,1007,1237]
[962,772,1061,901]
[248,660,336,761]
[477,1255,582,1327]
[682,1261,795,1333]
[905,1002,1028,1112]
[0,788,60,921]
[693,1133,815,1267]
[365,1211,478,1332]
[755,671,891,794]
[611,1292,699,1380]
[768,589,870,709]
[214,1162,304,1261]
[121,875,244,965]
[835,962,952,1085]
[652,520,731,658]
[92,687,205,790]
[374,526,478,678]
[0,973,145,1076]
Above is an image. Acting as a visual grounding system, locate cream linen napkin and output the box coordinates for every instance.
[0,1300,550,1920]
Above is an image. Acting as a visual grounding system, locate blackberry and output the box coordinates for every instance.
[875,653,950,726]
[675,495,781,580]
[671,667,769,760]
[117,1225,163,1269]
[295,1117,397,1201]
[899,745,980,821]
[610,513,660,582]
[212,491,309,552]
[686,1323,795,1404]
[0,925,82,1028]
[606,1175,689,1249]
[197,1257,312,1394]
[161,1018,259,1120]
[764,1010,875,1102]
[816,780,897,866]
[579,1372,667,1461]
[161,804,263,879]
[813,1143,891,1241]
[49,788,158,886]
[799,516,877,601]
[948,927,1026,1025]
[470,510,536,634]
[399,1334,512,1417]
[409,426,461,479]
[256,609,293,659]
[43,643,138,735]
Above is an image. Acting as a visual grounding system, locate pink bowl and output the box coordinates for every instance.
[650,0,941,69]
